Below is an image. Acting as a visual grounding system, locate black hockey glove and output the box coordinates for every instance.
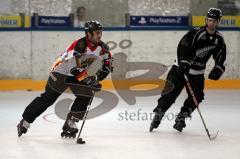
[97,60,113,81]
[70,67,87,76]
[97,67,111,81]
[178,60,191,74]
[81,76,102,92]
[208,66,224,80]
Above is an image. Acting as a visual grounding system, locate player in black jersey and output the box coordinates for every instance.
[150,8,226,132]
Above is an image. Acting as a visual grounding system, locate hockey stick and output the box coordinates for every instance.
[76,91,95,144]
[184,74,219,140]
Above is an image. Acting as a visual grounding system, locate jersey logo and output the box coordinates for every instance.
[196,46,216,58]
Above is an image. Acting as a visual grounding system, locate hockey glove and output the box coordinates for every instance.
[81,76,102,92]
[178,60,191,74]
[97,60,112,81]
[208,66,224,80]
[70,67,88,81]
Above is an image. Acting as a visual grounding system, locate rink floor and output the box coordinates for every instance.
[0,90,240,159]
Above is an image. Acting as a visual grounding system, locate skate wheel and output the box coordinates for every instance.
[71,133,76,138]
[173,125,183,132]
[61,132,76,138]
[61,132,67,138]
[68,132,76,138]
[18,132,22,137]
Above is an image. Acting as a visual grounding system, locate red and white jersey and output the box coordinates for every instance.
[53,37,112,76]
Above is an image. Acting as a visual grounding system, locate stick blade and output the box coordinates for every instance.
[209,131,219,140]
[77,138,86,144]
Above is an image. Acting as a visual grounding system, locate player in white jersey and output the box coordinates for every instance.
[17,21,113,138]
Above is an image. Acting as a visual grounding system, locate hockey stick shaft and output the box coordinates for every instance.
[76,91,95,142]
[184,74,217,140]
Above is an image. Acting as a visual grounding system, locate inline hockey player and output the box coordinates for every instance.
[17,20,113,138]
[150,8,226,132]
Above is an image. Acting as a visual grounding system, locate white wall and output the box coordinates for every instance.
[0,31,31,79]
[0,30,239,80]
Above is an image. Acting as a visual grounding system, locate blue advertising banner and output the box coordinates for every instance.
[130,16,189,27]
[32,16,72,27]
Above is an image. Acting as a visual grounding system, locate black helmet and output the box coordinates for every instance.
[84,20,102,35]
[207,8,222,20]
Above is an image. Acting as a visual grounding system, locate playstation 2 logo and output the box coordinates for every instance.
[138,17,147,24]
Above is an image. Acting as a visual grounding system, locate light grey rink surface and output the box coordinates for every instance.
[0,90,240,159]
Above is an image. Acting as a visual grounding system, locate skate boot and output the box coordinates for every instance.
[173,113,187,132]
[149,112,164,132]
[61,112,85,138]
[17,119,30,137]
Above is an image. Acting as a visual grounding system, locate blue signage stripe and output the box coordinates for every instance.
[130,16,189,27]
[32,16,71,27]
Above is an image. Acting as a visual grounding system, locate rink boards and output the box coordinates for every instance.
[0,29,239,90]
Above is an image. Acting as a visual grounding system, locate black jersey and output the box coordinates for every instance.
[175,26,226,75]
